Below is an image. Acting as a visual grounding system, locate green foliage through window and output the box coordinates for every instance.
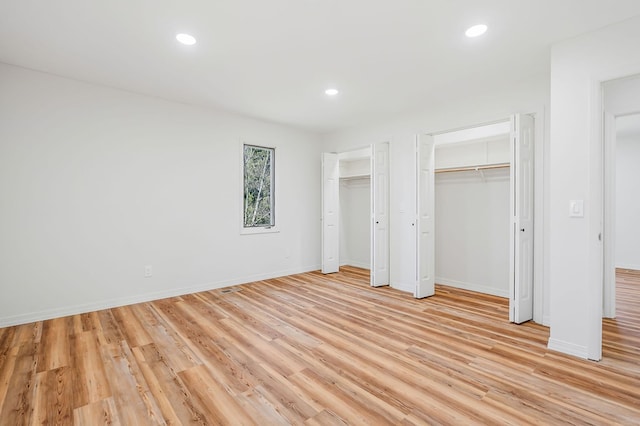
[243,144,274,228]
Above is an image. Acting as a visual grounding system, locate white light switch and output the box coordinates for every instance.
[569,200,584,218]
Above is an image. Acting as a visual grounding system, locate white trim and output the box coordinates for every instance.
[429,111,543,324]
[547,338,589,360]
[340,260,370,270]
[603,112,616,319]
[431,119,511,141]
[0,264,321,328]
[584,64,640,361]
[616,264,640,271]
[587,77,605,361]
[435,277,509,298]
[533,106,546,326]
[337,146,372,161]
[240,226,280,235]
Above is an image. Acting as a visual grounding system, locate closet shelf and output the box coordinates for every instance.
[435,162,510,174]
[339,173,370,180]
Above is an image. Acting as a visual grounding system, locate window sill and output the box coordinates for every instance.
[240,226,280,235]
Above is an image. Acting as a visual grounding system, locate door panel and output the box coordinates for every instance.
[371,142,390,286]
[416,135,435,298]
[322,153,339,274]
[510,114,535,323]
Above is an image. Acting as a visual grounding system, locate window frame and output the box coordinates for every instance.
[240,142,279,235]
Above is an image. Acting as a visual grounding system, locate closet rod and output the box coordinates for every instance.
[435,162,510,174]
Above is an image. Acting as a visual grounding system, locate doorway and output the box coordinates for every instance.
[602,75,640,329]
[603,112,640,319]
[321,143,390,287]
[433,121,511,298]
[416,115,535,323]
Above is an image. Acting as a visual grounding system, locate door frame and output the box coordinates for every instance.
[603,112,617,319]
[321,144,390,286]
[424,113,541,323]
[587,66,640,361]
[602,92,640,319]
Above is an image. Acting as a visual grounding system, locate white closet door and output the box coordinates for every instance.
[371,142,390,287]
[322,152,339,274]
[510,114,535,323]
[415,135,435,298]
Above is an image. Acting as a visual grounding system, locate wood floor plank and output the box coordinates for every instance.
[0,328,19,416]
[111,305,154,348]
[73,397,122,426]
[133,343,207,424]
[0,339,37,425]
[36,316,72,373]
[30,366,74,425]
[101,341,166,425]
[179,365,256,425]
[70,331,112,408]
[1,266,639,424]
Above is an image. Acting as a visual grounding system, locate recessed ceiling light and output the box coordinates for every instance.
[325,88,339,96]
[176,33,197,45]
[465,24,488,38]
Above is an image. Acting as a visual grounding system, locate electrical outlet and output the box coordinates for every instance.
[144,265,152,278]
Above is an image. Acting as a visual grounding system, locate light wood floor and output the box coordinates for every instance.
[1,267,639,425]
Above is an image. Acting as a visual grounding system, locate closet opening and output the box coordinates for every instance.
[602,74,640,335]
[321,143,390,287]
[339,147,372,271]
[422,114,534,323]
[434,121,511,298]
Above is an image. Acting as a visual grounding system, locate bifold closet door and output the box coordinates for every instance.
[322,153,339,274]
[415,135,435,298]
[510,114,534,323]
[371,142,389,287]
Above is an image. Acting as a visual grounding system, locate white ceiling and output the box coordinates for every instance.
[2,1,640,133]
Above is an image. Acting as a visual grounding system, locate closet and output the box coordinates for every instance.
[422,114,534,323]
[338,148,371,270]
[434,122,511,298]
[321,143,389,287]
[322,117,533,323]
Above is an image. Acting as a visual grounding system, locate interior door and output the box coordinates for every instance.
[510,114,535,323]
[371,142,390,286]
[415,135,435,298]
[322,152,339,274]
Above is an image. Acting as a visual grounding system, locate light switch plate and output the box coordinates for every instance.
[569,200,584,218]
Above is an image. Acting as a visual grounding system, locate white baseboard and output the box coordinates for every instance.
[340,260,370,270]
[616,263,640,272]
[435,277,509,298]
[547,338,589,360]
[0,264,321,328]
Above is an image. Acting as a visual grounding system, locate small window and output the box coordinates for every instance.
[242,144,275,232]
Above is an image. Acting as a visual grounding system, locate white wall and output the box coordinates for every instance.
[435,169,510,297]
[615,117,640,270]
[321,74,549,319]
[0,63,322,327]
[339,178,371,269]
[548,15,640,360]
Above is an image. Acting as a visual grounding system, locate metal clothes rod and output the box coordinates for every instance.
[434,162,510,174]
